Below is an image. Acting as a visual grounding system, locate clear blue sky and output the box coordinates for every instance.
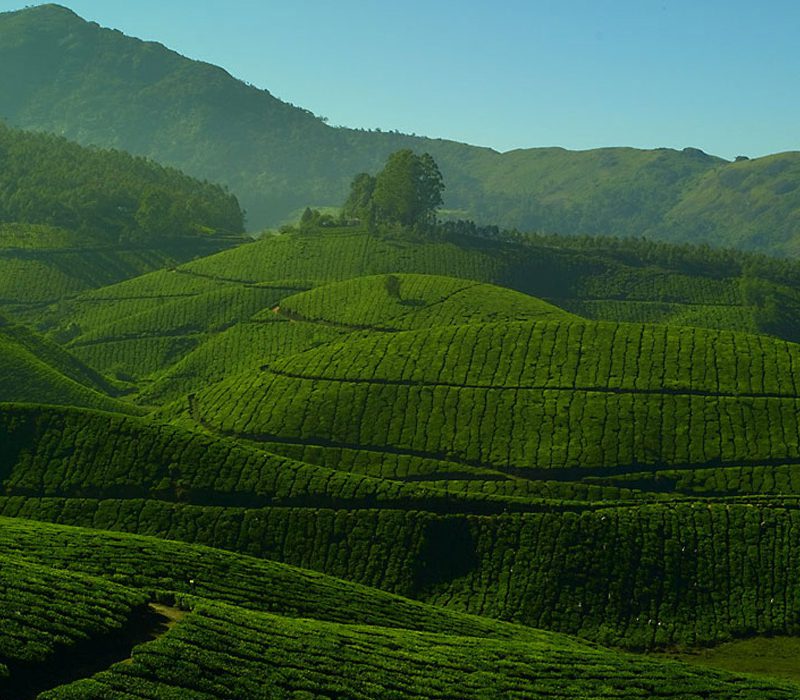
[3,0,799,159]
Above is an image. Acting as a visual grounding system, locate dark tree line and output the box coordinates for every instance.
[0,122,245,244]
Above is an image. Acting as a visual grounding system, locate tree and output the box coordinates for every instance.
[384,274,401,300]
[342,150,445,229]
[342,173,376,221]
[371,150,444,227]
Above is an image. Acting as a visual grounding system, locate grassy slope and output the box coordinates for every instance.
[276,272,575,330]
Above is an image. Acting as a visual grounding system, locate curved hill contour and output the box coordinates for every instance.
[0,320,133,412]
[275,273,575,330]
[188,318,800,481]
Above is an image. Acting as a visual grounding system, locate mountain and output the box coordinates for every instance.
[2,5,800,254]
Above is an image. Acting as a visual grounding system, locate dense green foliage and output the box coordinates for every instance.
[0,320,133,412]
[7,494,800,651]
[0,555,147,688]
[278,273,573,331]
[345,149,445,227]
[40,600,800,699]
[4,6,800,253]
[0,404,524,512]
[3,23,800,690]
[0,122,244,242]
[0,518,543,640]
[0,122,245,320]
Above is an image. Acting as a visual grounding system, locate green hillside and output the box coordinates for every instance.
[277,273,574,330]
[2,6,800,253]
[4,520,798,700]
[0,319,134,412]
[41,600,800,699]
[2,20,800,691]
[0,121,246,321]
[0,122,244,243]
[0,554,149,698]
[30,226,800,403]
[186,319,800,485]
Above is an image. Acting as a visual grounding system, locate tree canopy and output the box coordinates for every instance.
[344,150,444,227]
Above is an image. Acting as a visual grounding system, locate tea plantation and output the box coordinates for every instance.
[7,222,800,696]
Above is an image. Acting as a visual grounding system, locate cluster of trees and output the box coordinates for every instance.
[343,149,444,228]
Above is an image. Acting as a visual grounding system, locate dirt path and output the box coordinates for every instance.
[3,602,186,699]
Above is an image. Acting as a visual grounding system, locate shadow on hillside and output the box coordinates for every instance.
[0,603,179,699]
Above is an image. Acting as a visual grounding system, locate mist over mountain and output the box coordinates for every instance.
[2,4,800,254]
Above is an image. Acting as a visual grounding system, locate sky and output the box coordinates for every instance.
[2,0,799,159]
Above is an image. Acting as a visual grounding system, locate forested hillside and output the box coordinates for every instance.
[0,122,247,321]
[0,122,244,242]
[2,5,800,254]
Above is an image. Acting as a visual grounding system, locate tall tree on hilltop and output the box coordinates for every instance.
[342,173,376,222]
[342,150,444,229]
[372,150,444,226]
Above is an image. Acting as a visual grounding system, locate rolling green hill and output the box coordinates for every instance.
[2,5,800,253]
[4,519,799,699]
[0,554,149,698]
[276,273,575,330]
[2,21,800,690]
[31,226,800,408]
[185,319,800,485]
[0,318,134,412]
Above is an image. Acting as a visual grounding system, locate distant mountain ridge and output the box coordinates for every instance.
[2,4,800,255]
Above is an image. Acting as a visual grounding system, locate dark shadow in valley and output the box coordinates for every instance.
[0,603,181,699]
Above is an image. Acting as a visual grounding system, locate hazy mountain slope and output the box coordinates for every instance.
[3,5,800,253]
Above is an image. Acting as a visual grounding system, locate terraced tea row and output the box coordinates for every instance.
[276,273,573,330]
[260,320,800,396]
[0,554,147,696]
[0,404,547,513]
[41,600,800,700]
[0,322,134,413]
[0,518,543,641]
[188,319,800,478]
[5,495,800,650]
